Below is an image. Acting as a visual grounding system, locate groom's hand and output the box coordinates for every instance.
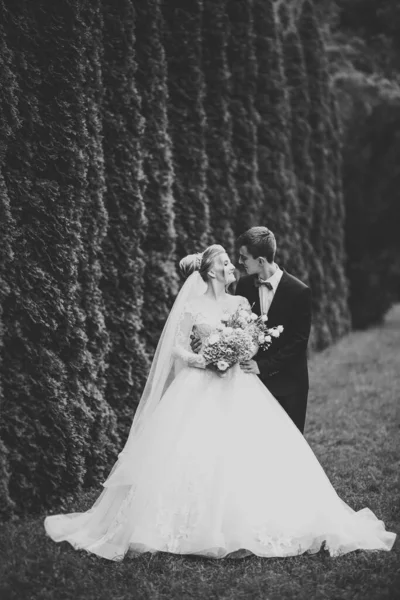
[240,359,260,375]
[190,329,202,354]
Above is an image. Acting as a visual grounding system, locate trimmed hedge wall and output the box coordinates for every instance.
[0,0,350,516]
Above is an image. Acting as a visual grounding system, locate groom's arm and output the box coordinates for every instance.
[256,287,312,377]
[190,325,202,354]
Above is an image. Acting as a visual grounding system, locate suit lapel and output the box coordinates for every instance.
[246,276,261,315]
[267,270,290,321]
[237,272,294,318]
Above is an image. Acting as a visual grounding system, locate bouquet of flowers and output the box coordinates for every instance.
[202,305,283,376]
[248,313,284,353]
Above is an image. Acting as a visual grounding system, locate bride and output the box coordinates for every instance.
[44,244,396,560]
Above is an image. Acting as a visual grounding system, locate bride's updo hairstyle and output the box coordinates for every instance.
[179,244,225,282]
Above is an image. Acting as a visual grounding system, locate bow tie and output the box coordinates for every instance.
[254,278,273,290]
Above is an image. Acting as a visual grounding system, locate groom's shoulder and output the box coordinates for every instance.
[282,270,310,293]
[235,274,254,292]
[237,274,254,286]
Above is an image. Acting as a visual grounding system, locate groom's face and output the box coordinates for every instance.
[238,245,261,275]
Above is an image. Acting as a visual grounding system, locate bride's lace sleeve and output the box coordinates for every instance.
[172,304,206,369]
[236,296,253,312]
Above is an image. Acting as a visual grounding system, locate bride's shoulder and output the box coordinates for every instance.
[183,295,206,314]
[232,295,251,310]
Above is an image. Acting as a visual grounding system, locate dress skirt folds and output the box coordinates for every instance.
[44,364,396,561]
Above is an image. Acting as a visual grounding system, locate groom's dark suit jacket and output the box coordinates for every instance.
[235,270,312,432]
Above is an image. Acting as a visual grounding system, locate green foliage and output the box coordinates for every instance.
[253,0,305,281]
[227,0,263,236]
[135,0,179,353]
[279,8,328,349]
[0,0,353,515]
[326,0,400,326]
[203,0,239,257]
[100,0,150,441]
[299,0,338,348]
[0,0,97,513]
[325,93,351,337]
[0,4,18,517]
[333,0,400,78]
[280,21,316,264]
[77,1,120,483]
[342,100,400,327]
[163,0,210,256]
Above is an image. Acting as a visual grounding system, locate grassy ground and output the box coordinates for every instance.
[1,307,399,600]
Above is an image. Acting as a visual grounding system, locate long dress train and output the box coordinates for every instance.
[44,296,396,560]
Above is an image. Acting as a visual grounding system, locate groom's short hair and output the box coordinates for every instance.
[237,227,276,263]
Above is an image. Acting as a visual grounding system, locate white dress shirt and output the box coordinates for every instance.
[258,264,283,315]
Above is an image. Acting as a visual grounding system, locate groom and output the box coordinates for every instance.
[235,227,312,434]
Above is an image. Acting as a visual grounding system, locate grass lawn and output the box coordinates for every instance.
[1,307,399,600]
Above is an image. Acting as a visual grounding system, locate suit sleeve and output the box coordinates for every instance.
[255,286,312,376]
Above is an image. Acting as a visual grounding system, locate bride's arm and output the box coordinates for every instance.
[236,296,253,313]
[172,308,206,369]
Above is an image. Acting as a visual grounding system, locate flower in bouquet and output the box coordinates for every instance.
[202,325,255,375]
[201,304,283,375]
[253,313,284,351]
[217,360,229,372]
[223,305,258,330]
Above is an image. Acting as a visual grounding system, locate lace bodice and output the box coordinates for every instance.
[172,294,252,369]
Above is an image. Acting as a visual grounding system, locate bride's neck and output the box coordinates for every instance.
[204,280,228,301]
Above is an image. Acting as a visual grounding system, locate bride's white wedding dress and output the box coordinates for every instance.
[44,278,395,561]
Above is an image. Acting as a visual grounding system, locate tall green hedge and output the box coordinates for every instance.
[203,0,239,257]
[280,18,316,281]
[77,1,120,483]
[163,0,210,256]
[298,0,334,348]
[0,0,351,516]
[325,92,351,338]
[100,0,150,442]
[280,8,325,348]
[135,0,178,353]
[0,3,18,517]
[299,0,350,345]
[0,0,96,512]
[227,0,263,236]
[253,0,305,280]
